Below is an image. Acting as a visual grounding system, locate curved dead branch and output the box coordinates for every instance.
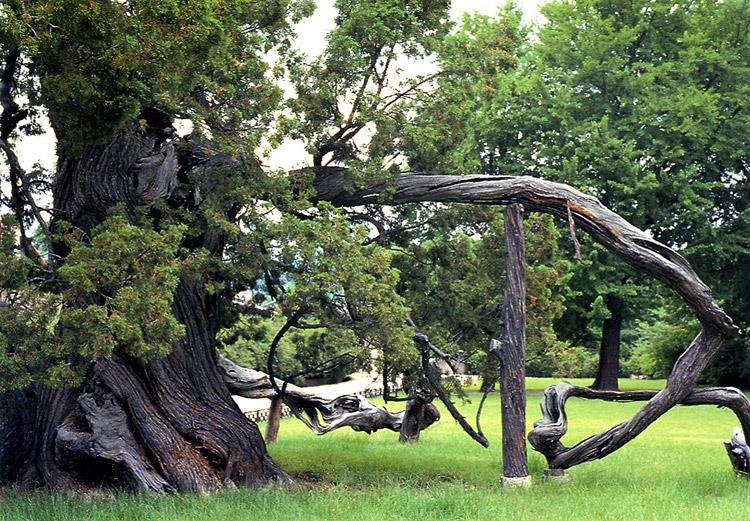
[218,356,436,435]
[313,171,736,334]
[528,381,750,469]
[311,170,745,470]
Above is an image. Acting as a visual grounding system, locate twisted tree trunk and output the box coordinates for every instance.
[1,113,289,493]
[2,161,742,493]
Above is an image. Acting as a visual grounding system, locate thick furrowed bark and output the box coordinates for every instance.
[16,386,80,491]
[0,389,35,485]
[140,281,290,488]
[55,385,175,493]
[3,114,289,494]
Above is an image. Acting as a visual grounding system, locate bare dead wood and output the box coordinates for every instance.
[311,170,743,472]
[496,204,529,479]
[726,428,750,476]
[56,387,175,493]
[218,356,437,436]
[412,327,488,447]
[312,171,737,336]
[527,381,750,469]
[399,389,439,443]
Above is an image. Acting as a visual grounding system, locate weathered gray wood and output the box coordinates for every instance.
[218,356,438,435]
[497,204,529,480]
[527,381,750,469]
[56,389,174,493]
[312,171,737,335]
[726,428,750,476]
[311,169,743,472]
[412,329,488,447]
[399,389,438,443]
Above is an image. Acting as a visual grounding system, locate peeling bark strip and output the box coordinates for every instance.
[312,170,743,471]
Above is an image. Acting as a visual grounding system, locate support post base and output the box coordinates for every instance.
[501,475,532,488]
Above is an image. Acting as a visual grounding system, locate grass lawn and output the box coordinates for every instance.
[3,377,750,521]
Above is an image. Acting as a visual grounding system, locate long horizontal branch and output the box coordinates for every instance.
[312,170,736,337]
[218,356,434,435]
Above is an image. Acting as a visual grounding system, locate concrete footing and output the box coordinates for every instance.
[501,475,532,488]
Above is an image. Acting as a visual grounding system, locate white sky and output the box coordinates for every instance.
[264,0,545,170]
[14,1,545,174]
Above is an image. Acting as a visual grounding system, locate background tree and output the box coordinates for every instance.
[423,0,750,389]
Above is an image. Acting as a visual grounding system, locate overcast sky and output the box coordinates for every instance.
[15,1,546,173]
[296,0,545,57]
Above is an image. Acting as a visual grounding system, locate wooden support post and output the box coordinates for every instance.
[499,203,530,487]
[265,396,283,443]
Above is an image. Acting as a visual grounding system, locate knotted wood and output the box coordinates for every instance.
[219,357,438,436]
[528,381,750,469]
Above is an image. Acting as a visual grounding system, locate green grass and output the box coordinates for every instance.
[3,378,750,521]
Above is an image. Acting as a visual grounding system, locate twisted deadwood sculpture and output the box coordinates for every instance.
[218,356,439,436]
[310,169,748,475]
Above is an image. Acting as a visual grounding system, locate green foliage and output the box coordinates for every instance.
[0,211,186,390]
[273,204,413,375]
[4,0,750,397]
[1,0,311,151]
[404,6,525,174]
[57,212,186,361]
[219,314,303,379]
[393,205,575,378]
[0,214,31,290]
[0,289,60,389]
[408,0,750,383]
[280,0,451,173]
[0,214,57,389]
